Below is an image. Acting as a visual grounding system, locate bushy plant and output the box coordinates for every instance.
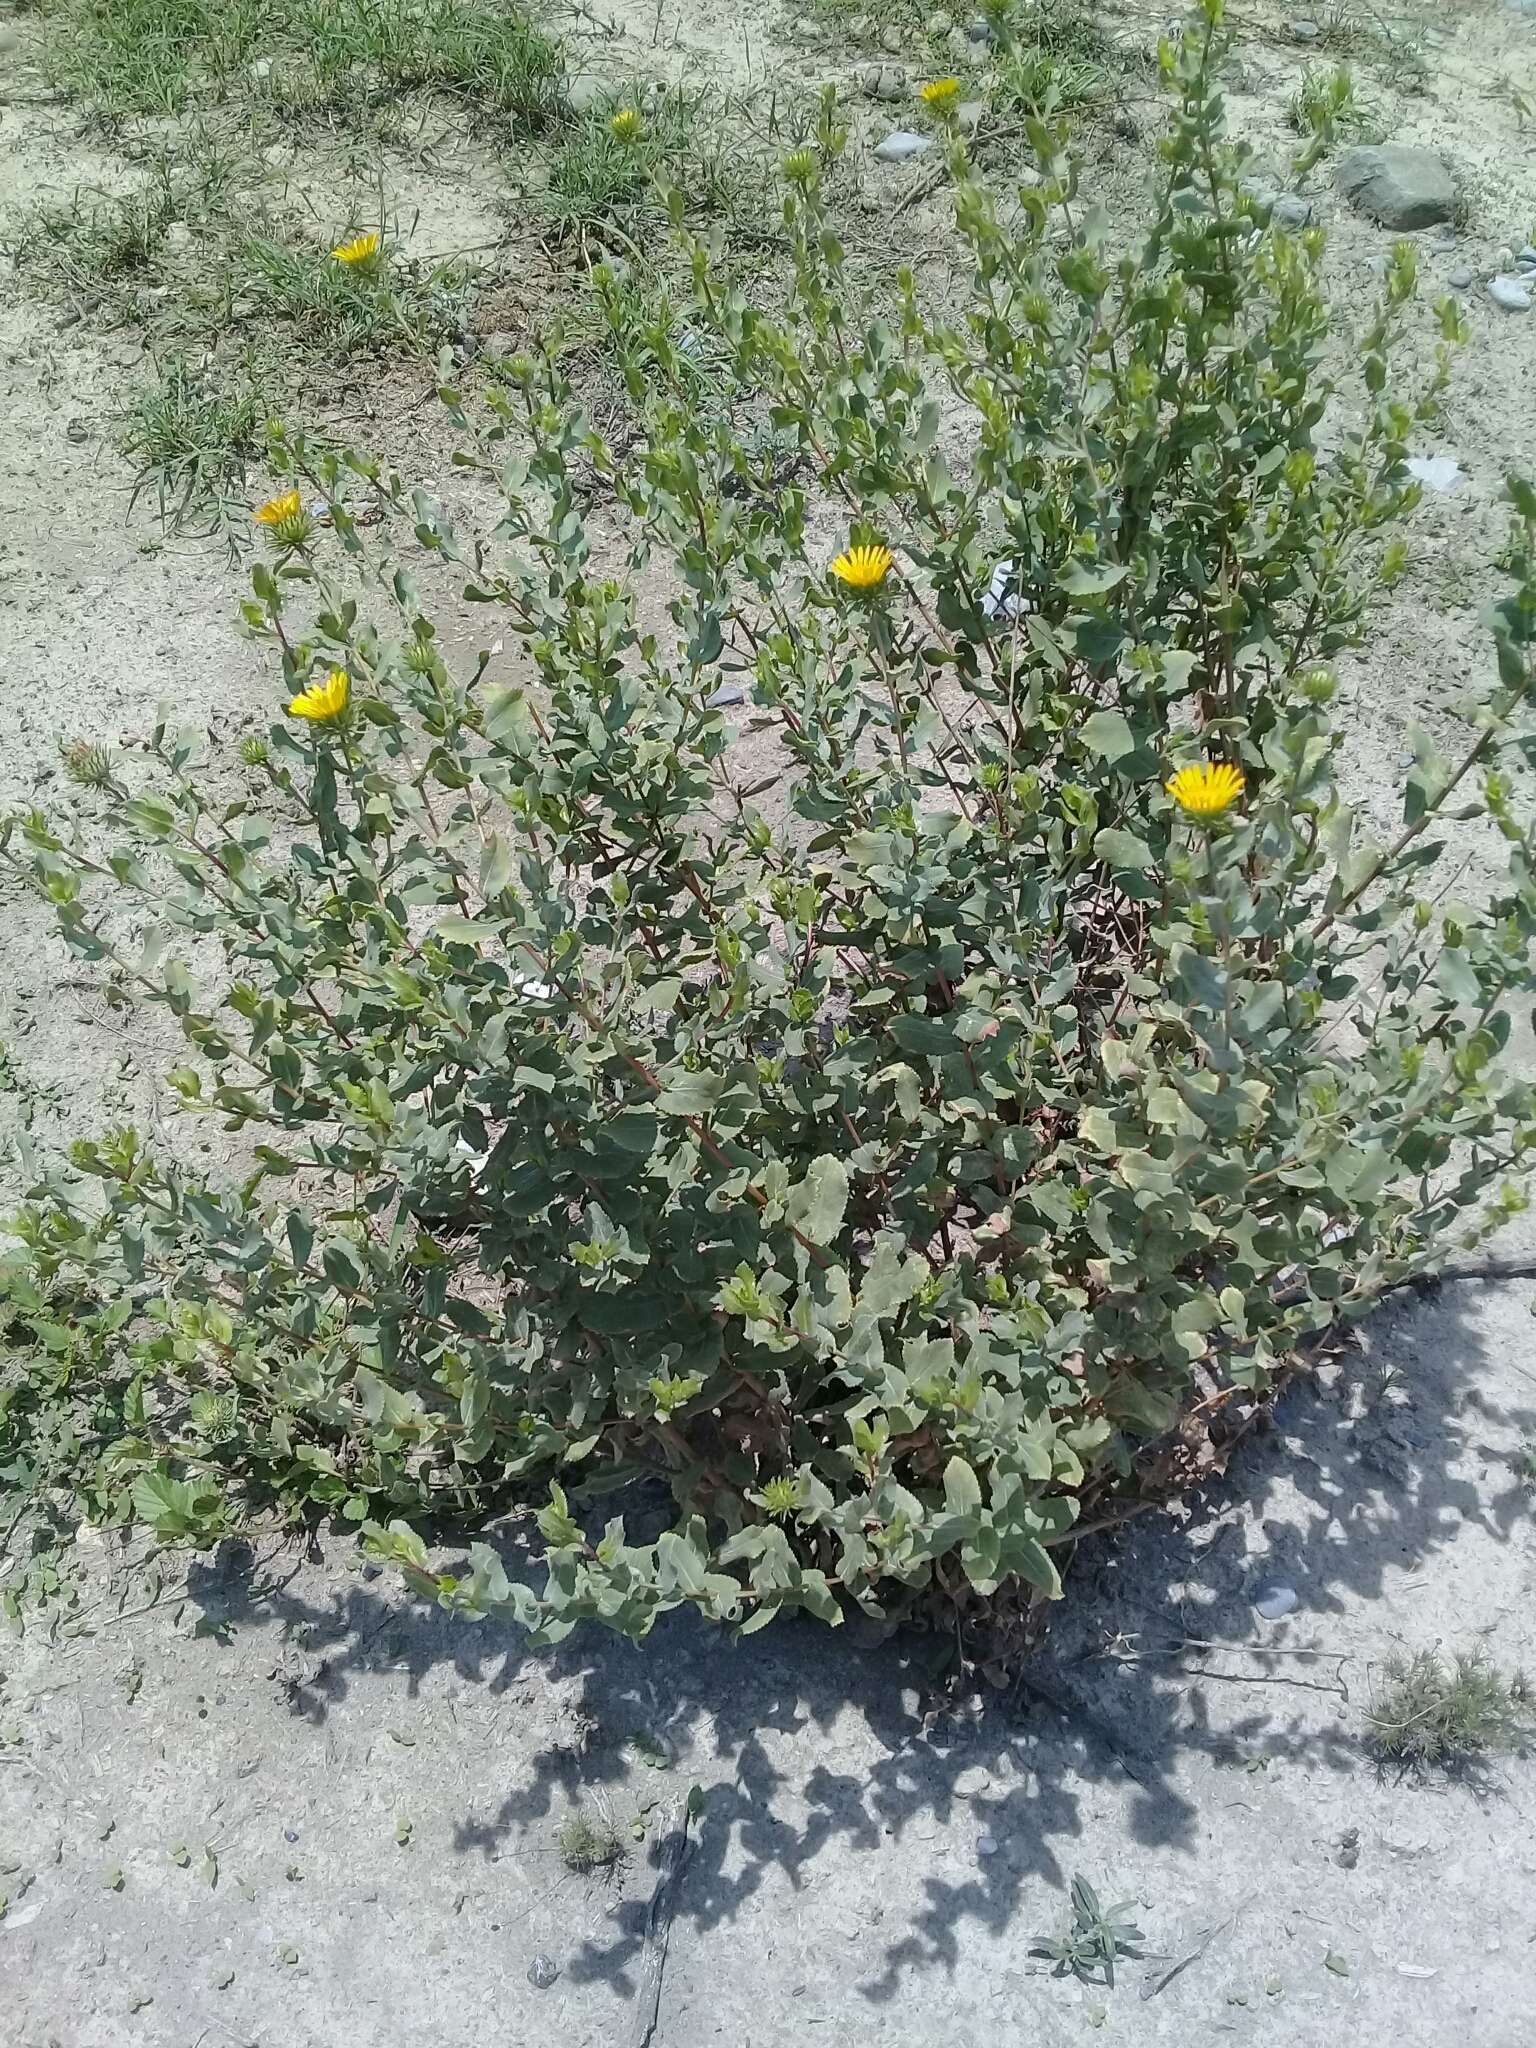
[4,2,1535,1649]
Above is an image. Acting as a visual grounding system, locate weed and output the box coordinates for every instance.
[993,2,1114,118]
[556,1806,626,1873]
[118,355,271,533]
[1366,1650,1530,1772]
[1288,63,1380,145]
[37,0,562,131]
[1515,1429,1536,1489]
[1032,1874,1145,1988]
[237,228,474,359]
[544,87,761,239]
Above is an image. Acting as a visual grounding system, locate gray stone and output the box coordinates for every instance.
[957,98,985,132]
[1289,15,1321,38]
[873,128,933,162]
[706,683,746,709]
[1335,144,1456,230]
[565,72,610,115]
[1447,265,1473,289]
[925,9,953,32]
[1488,274,1533,312]
[1272,194,1313,228]
[1519,244,1536,265]
[857,63,907,102]
[966,14,996,45]
[1253,1583,1299,1620]
[879,21,904,52]
[527,1953,560,1990]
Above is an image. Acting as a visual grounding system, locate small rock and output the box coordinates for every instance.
[857,63,907,101]
[1289,16,1321,38]
[65,418,89,444]
[925,9,954,31]
[1253,1583,1299,1620]
[164,221,191,252]
[1272,194,1312,228]
[1336,144,1456,230]
[0,26,20,55]
[1488,274,1533,312]
[1446,265,1473,289]
[976,1833,1000,1856]
[1519,243,1536,265]
[565,72,610,115]
[707,683,745,708]
[1406,454,1462,492]
[966,14,997,45]
[953,1764,991,1796]
[879,21,904,51]
[248,56,272,80]
[528,1953,561,1990]
[957,98,984,131]
[874,129,933,162]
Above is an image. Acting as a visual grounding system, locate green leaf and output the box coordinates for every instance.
[1059,560,1129,596]
[655,1070,725,1117]
[1079,710,1136,764]
[942,1455,983,1515]
[785,1156,849,1246]
[1093,827,1155,871]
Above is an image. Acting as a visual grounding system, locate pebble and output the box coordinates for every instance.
[1289,16,1321,38]
[1406,454,1463,492]
[925,9,953,30]
[706,683,745,708]
[857,63,907,102]
[528,1953,561,1990]
[976,1833,1000,1856]
[1520,244,1536,264]
[248,56,272,79]
[879,21,904,52]
[957,98,984,132]
[966,14,997,44]
[874,129,934,162]
[1447,265,1473,289]
[1253,1583,1299,1620]
[953,1764,991,1796]
[165,221,191,252]
[1488,274,1533,312]
[1272,194,1312,228]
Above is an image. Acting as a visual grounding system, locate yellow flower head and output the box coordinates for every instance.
[782,145,819,184]
[253,487,310,546]
[609,107,642,140]
[332,230,380,268]
[921,76,961,107]
[1166,759,1245,819]
[288,669,350,723]
[830,542,894,591]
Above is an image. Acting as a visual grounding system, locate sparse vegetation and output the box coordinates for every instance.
[37,0,563,132]
[1032,1874,1145,1987]
[1366,1650,1530,1771]
[556,1805,626,1873]
[1288,63,1380,146]
[118,356,272,533]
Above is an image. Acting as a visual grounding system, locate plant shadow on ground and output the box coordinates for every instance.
[181,1281,1536,2004]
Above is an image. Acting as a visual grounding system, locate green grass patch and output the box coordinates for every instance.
[1367,1650,1530,1773]
[38,0,563,130]
[119,355,272,534]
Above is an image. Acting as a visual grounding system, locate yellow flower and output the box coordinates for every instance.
[830,542,894,591]
[609,108,642,141]
[254,487,311,545]
[288,669,350,723]
[332,230,380,268]
[783,146,819,184]
[920,77,961,107]
[1166,759,1246,819]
